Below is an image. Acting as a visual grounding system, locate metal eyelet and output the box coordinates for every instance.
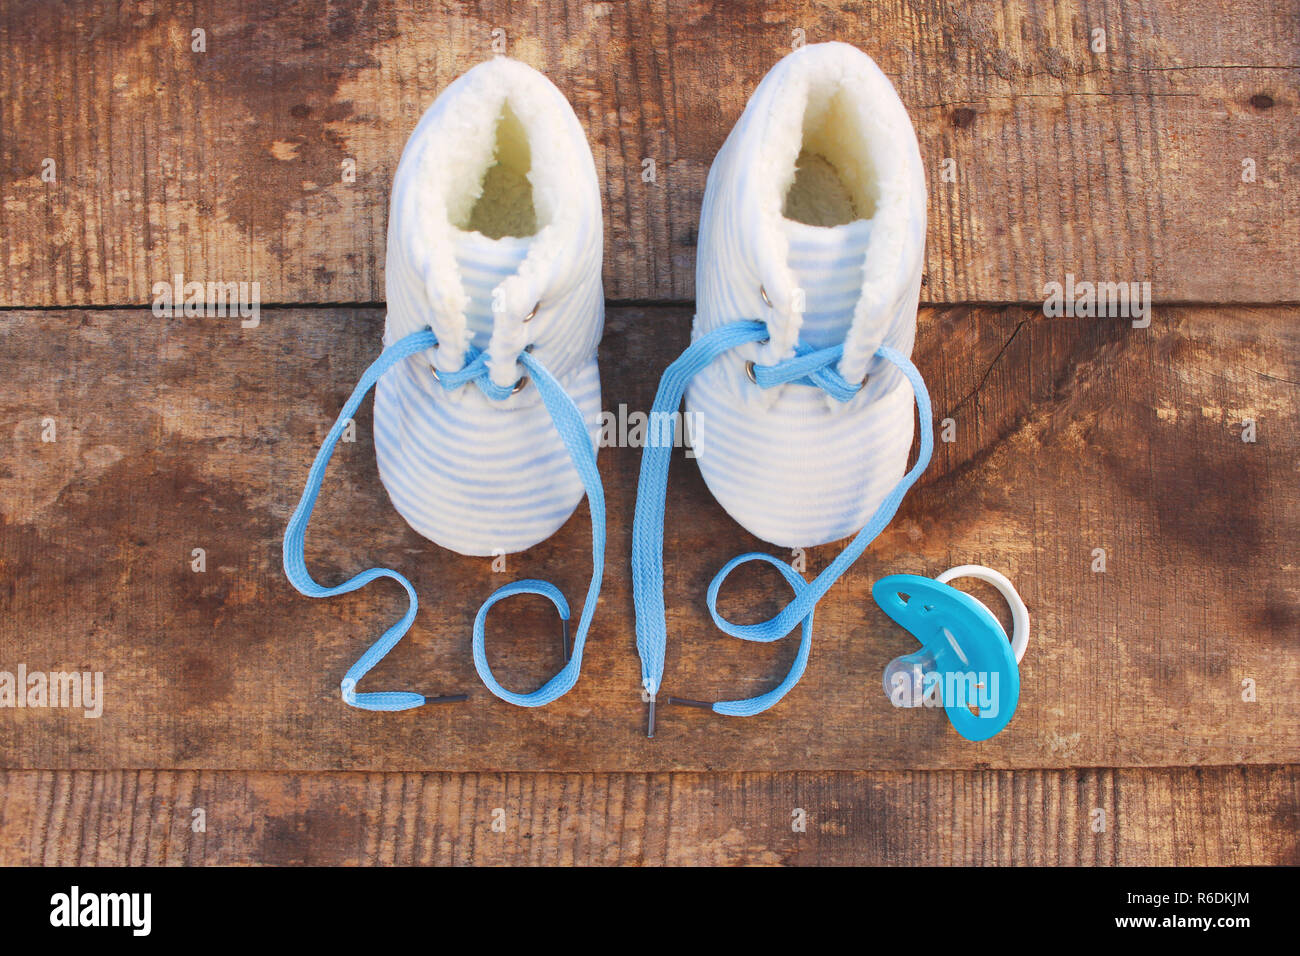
[856,373,870,390]
[511,376,529,395]
[428,343,442,382]
[523,301,540,323]
[745,360,757,384]
[759,285,772,308]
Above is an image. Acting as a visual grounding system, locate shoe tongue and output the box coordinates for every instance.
[452,229,532,349]
[779,217,872,349]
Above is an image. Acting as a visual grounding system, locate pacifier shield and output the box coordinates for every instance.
[873,573,1020,741]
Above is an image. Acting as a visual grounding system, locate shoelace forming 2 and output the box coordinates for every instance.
[283,327,605,711]
[631,319,933,735]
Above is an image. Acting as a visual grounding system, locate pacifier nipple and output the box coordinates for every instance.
[883,647,937,707]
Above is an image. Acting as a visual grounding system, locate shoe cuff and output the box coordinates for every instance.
[385,57,603,390]
[696,42,925,387]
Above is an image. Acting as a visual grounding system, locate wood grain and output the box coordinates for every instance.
[1,766,1293,865]
[1,0,1296,307]
[1,304,1295,772]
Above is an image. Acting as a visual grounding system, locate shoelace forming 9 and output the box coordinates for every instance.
[631,319,933,734]
[283,327,605,711]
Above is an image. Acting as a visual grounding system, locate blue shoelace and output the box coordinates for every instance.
[283,328,605,710]
[631,320,933,733]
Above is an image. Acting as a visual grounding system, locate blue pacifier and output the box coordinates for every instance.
[873,565,1029,741]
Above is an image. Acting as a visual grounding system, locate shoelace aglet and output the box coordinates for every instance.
[561,618,572,663]
[665,696,713,709]
[428,693,469,704]
[646,695,656,738]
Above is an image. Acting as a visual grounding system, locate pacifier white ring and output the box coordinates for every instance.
[935,565,1030,664]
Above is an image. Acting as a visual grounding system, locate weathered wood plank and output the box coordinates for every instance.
[0,305,1295,771]
[1,0,1295,306]
[0,766,1293,865]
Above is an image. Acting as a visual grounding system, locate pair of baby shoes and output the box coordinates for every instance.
[283,43,1029,740]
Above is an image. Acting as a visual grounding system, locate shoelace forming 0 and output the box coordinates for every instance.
[631,319,933,735]
[283,327,606,711]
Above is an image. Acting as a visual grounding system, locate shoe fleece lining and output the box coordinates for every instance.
[782,85,879,228]
[461,101,539,239]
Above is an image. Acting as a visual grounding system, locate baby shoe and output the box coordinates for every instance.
[632,42,931,730]
[284,57,606,711]
[691,40,927,547]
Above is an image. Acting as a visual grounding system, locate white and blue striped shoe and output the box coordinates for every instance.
[379,57,604,557]
[284,57,607,712]
[632,43,932,730]
[690,41,927,549]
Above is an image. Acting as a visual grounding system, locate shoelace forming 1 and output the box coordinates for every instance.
[283,327,605,711]
[631,319,933,735]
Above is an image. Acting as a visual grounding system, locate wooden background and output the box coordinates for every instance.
[0,0,1296,864]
